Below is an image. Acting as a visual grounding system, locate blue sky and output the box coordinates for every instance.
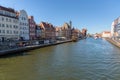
[0,0,120,34]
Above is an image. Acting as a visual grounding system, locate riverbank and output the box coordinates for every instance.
[0,40,72,55]
[105,38,120,48]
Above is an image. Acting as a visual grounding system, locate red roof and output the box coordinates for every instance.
[39,22,54,30]
[103,31,110,34]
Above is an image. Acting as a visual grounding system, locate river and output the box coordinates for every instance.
[0,38,120,80]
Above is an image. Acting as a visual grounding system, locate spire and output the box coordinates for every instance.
[69,20,72,28]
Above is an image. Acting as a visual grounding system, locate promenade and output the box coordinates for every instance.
[0,40,72,55]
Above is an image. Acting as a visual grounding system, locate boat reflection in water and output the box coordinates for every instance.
[94,34,101,39]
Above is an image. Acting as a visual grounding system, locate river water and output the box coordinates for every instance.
[0,38,120,80]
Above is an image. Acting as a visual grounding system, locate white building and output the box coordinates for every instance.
[116,17,120,36]
[102,31,111,38]
[18,10,29,40]
[111,21,115,37]
[55,27,62,37]
[111,17,120,40]
[0,6,19,41]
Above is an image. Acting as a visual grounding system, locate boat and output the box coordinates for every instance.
[94,36,98,39]
[72,39,78,42]
[72,36,78,42]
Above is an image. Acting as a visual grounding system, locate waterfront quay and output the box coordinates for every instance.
[0,5,88,56]
[0,38,120,80]
[105,38,120,48]
[0,39,72,55]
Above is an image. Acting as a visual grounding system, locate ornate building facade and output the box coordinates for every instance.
[61,22,72,39]
[28,16,36,40]
[18,10,29,40]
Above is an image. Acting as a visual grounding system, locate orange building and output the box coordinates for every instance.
[72,28,81,38]
[28,16,36,40]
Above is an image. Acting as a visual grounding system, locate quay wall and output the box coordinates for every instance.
[105,38,120,48]
[0,40,72,56]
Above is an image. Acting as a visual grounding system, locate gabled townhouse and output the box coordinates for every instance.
[55,27,62,38]
[72,28,81,38]
[39,22,55,41]
[36,24,45,40]
[61,22,72,39]
[28,16,36,40]
[18,10,29,40]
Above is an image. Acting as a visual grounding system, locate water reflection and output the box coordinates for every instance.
[0,38,120,80]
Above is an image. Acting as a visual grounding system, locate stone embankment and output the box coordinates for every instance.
[105,38,120,48]
[0,40,72,55]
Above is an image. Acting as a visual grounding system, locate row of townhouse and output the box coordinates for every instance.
[37,22,55,41]
[55,22,72,40]
[111,17,120,40]
[55,23,84,40]
[37,21,74,41]
[0,5,55,41]
[0,5,84,42]
[0,6,30,41]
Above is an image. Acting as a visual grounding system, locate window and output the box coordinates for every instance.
[16,26,18,29]
[13,25,15,28]
[5,11,7,15]
[2,30,5,33]
[2,24,5,27]
[26,23,28,26]
[0,30,1,33]
[6,24,9,28]
[10,25,12,28]
[24,27,26,30]
[0,24,1,27]
[2,17,4,21]
[6,18,8,21]
[20,31,22,34]
[0,10,3,14]
[24,17,26,20]
[10,31,12,34]
[14,31,15,34]
[16,31,18,34]
[13,19,16,23]
[13,25,17,28]
[16,20,18,23]
[7,30,9,34]
[9,19,11,22]
[22,17,24,20]
[13,19,15,23]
